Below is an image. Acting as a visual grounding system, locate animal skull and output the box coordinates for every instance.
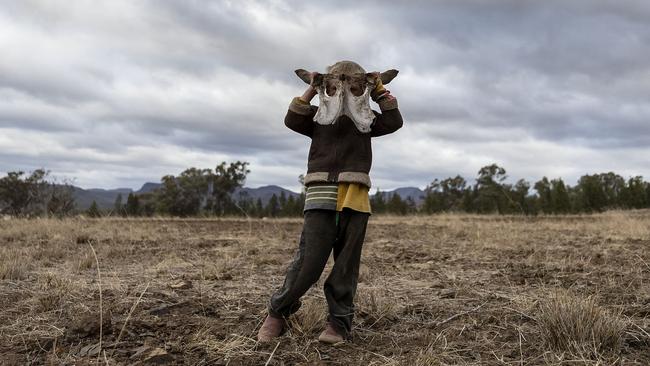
[295,61,398,133]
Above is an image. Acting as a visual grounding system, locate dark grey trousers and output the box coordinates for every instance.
[268,208,369,338]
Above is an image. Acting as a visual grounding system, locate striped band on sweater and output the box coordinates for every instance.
[303,184,338,211]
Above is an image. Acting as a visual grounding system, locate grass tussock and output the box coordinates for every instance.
[356,287,398,328]
[33,272,70,312]
[411,330,469,366]
[288,296,326,336]
[189,330,257,359]
[201,257,237,281]
[77,253,95,271]
[537,290,626,359]
[0,250,30,280]
[600,210,650,239]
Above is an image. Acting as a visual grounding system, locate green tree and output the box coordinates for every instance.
[155,167,217,216]
[255,198,264,218]
[295,193,305,215]
[267,194,280,217]
[511,179,530,214]
[550,178,571,213]
[576,174,607,212]
[138,192,156,217]
[370,189,386,214]
[178,167,212,215]
[234,190,254,217]
[387,193,408,215]
[534,177,552,214]
[155,175,185,216]
[422,180,444,213]
[623,176,648,209]
[113,193,124,216]
[87,200,101,218]
[279,191,288,216]
[0,169,49,216]
[0,169,77,217]
[46,182,76,217]
[282,194,298,216]
[474,164,507,214]
[423,175,467,213]
[405,196,417,214]
[599,172,625,208]
[210,161,250,215]
[441,175,467,211]
[125,192,140,216]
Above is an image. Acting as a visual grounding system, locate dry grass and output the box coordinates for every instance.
[76,253,95,271]
[414,334,469,366]
[0,249,30,280]
[0,211,649,364]
[356,286,399,328]
[190,330,259,360]
[34,272,71,312]
[201,255,239,281]
[537,290,626,360]
[287,296,327,336]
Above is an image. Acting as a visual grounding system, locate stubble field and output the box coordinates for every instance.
[1,211,649,365]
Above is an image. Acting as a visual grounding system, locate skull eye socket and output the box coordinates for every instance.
[348,80,365,97]
[325,79,338,96]
[322,74,366,97]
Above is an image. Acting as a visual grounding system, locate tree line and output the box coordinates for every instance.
[416,163,650,215]
[3,162,650,218]
[102,181,306,218]
[89,162,253,217]
[0,169,75,217]
[86,162,303,218]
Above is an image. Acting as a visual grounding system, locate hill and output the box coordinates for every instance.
[72,183,424,210]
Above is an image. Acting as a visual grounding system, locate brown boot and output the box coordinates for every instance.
[318,322,345,344]
[257,315,285,342]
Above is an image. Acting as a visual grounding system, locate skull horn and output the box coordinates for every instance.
[294,69,312,84]
[380,69,399,84]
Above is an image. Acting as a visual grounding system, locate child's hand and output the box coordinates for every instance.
[370,72,388,101]
[300,73,318,103]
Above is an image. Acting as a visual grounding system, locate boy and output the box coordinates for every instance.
[258,60,403,343]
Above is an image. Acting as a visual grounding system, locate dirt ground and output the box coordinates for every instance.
[1,211,649,365]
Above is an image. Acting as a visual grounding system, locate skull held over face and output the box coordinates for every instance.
[295,61,398,133]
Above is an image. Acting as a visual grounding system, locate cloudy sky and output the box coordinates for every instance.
[1,1,649,192]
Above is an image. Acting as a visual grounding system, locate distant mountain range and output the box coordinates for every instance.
[378,187,426,205]
[71,182,426,210]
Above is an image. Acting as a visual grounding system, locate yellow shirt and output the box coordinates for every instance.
[337,182,371,213]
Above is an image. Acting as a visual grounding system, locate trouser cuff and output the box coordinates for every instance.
[268,299,302,319]
[327,314,353,340]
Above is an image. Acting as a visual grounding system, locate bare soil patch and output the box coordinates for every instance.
[1,211,649,365]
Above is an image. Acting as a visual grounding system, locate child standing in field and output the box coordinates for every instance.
[258,61,403,344]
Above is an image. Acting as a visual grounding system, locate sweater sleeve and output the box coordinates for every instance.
[284,97,316,137]
[370,108,403,137]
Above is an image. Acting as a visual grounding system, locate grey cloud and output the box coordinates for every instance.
[1,0,649,190]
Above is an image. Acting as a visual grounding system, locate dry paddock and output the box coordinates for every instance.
[0,211,649,365]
